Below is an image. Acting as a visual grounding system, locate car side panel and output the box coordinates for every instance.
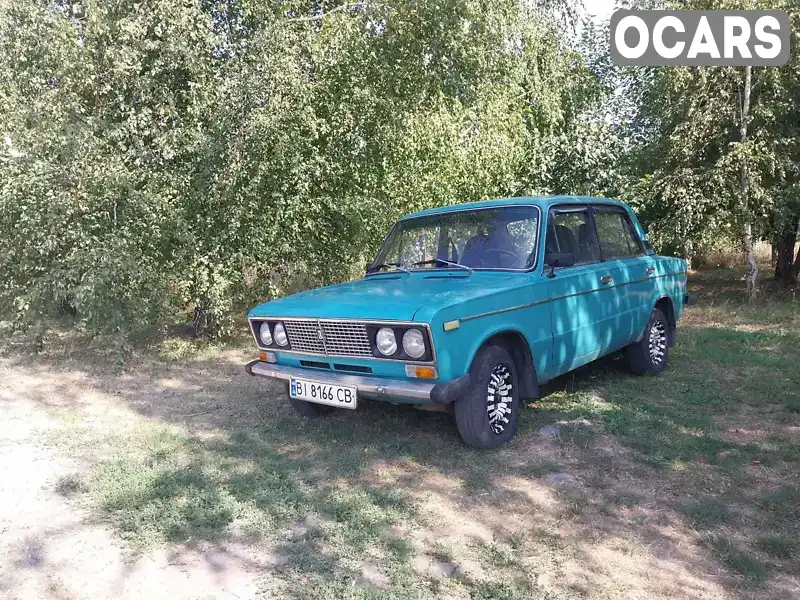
[597,256,657,352]
[621,206,689,339]
[546,261,618,376]
[425,279,553,383]
[417,239,687,387]
[650,256,689,320]
[624,207,689,321]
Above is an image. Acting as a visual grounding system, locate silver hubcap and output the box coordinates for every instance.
[649,320,667,365]
[487,364,513,434]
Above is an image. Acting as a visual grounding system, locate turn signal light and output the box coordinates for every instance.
[258,351,277,363]
[405,365,437,379]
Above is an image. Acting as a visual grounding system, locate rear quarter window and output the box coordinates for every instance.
[593,209,644,260]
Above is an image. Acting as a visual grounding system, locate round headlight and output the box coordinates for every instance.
[259,322,273,346]
[273,322,289,346]
[402,329,426,359]
[375,327,397,356]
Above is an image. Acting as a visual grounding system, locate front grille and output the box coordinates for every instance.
[283,320,325,354]
[321,321,373,357]
[283,319,374,358]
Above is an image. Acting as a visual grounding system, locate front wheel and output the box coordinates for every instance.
[625,307,669,375]
[454,345,520,449]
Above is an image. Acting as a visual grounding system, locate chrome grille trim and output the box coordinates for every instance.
[282,319,373,358]
[248,317,436,365]
[320,321,372,357]
[283,320,325,355]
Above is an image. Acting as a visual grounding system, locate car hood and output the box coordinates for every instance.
[248,272,521,322]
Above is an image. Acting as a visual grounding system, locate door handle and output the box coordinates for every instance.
[600,275,613,284]
[646,266,656,275]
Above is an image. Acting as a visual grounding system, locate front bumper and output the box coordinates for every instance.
[245,361,469,404]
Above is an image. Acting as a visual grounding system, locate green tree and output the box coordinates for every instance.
[622,0,800,292]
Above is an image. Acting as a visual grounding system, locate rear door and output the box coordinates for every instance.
[545,205,611,373]
[591,205,654,352]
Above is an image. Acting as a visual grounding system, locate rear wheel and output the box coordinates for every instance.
[625,307,669,375]
[288,396,333,417]
[454,345,519,448]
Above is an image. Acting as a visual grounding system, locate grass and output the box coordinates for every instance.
[759,485,800,525]
[54,473,89,496]
[13,267,800,599]
[679,499,731,528]
[757,534,799,559]
[704,534,769,582]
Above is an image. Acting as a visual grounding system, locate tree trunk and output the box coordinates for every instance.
[793,239,800,282]
[774,217,798,283]
[740,66,758,301]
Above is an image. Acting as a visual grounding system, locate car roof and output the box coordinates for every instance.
[400,195,629,220]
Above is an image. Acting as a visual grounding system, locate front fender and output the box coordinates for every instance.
[430,301,553,384]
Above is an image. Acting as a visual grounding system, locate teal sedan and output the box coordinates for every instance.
[246,196,695,448]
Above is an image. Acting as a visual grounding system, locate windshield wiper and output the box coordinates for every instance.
[413,258,473,274]
[366,261,411,275]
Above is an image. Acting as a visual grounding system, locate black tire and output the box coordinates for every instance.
[454,345,520,449]
[625,307,669,375]
[288,396,334,417]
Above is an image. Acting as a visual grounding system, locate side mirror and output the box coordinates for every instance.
[365,262,373,274]
[546,252,575,278]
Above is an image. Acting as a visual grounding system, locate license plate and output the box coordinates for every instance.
[289,377,357,409]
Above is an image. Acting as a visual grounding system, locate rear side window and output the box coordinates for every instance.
[544,208,601,265]
[593,209,644,260]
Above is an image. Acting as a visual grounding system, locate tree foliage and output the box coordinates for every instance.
[4,0,798,339]
[622,0,800,280]
[1,0,620,336]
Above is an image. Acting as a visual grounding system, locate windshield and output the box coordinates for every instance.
[374,206,540,271]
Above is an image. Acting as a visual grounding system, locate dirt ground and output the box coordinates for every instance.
[0,351,277,600]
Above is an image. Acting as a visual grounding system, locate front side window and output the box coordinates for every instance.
[593,209,644,260]
[544,208,601,265]
[374,206,540,271]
